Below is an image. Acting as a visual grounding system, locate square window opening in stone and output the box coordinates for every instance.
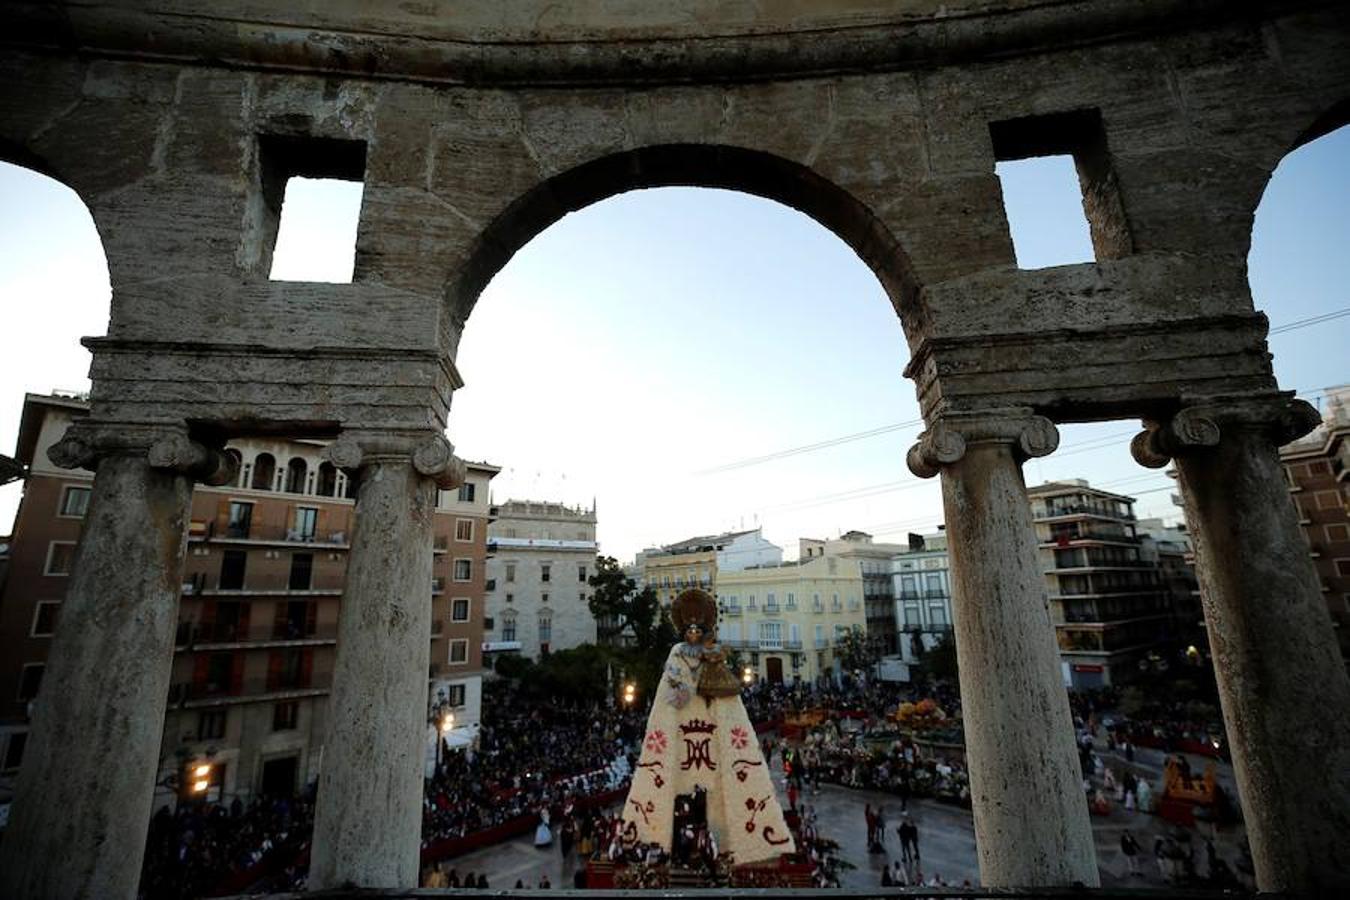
[990,108,1133,268]
[253,134,366,283]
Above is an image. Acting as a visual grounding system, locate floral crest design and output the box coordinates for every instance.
[729,725,750,750]
[644,729,668,755]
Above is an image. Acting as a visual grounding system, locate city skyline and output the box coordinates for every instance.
[1,130,1346,563]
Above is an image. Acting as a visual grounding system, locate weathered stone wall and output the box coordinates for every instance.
[2,1,1349,893]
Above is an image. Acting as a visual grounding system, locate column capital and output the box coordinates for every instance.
[47,422,237,486]
[1130,392,1320,468]
[323,431,466,490]
[907,409,1059,478]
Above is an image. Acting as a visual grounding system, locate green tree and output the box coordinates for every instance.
[834,629,883,675]
[587,555,672,650]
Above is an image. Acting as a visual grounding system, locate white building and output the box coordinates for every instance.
[889,532,956,674]
[484,500,598,660]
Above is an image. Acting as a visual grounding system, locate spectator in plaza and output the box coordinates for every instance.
[865,804,877,849]
[538,874,551,888]
[875,805,888,851]
[1120,829,1141,876]
[476,873,488,889]
[897,813,920,865]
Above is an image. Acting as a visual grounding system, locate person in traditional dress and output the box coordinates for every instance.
[621,589,795,865]
[534,806,553,847]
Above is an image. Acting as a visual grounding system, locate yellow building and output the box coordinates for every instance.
[715,555,865,685]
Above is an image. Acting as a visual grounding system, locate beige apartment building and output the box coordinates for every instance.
[0,393,497,806]
[1027,480,1176,688]
[484,499,598,660]
[716,554,866,685]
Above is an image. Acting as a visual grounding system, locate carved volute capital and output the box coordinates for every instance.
[1131,392,1321,468]
[324,431,467,489]
[907,410,1060,479]
[47,422,237,484]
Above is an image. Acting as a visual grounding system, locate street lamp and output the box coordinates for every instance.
[191,762,212,796]
[622,681,637,706]
[742,666,754,686]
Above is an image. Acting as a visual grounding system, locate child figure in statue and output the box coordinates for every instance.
[621,588,795,865]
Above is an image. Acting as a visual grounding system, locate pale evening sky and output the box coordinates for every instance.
[1,129,1346,563]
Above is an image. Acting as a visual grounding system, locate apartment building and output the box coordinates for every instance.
[889,531,956,670]
[715,554,866,684]
[1028,480,1175,688]
[1280,384,1350,659]
[640,527,781,605]
[0,392,497,806]
[484,499,598,660]
[800,530,915,655]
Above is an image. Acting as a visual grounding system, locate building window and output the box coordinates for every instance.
[288,553,313,591]
[447,684,467,707]
[458,482,475,502]
[786,593,796,610]
[2,732,27,771]
[198,710,227,740]
[760,622,782,646]
[30,601,60,637]
[60,485,91,518]
[541,563,551,583]
[273,701,299,731]
[815,624,826,648]
[284,457,308,494]
[903,603,922,627]
[292,507,318,541]
[451,598,470,622]
[579,592,587,605]
[539,617,552,644]
[45,541,77,576]
[748,594,757,610]
[505,593,514,604]
[227,501,253,538]
[929,603,949,627]
[578,564,587,583]
[541,592,550,605]
[453,559,472,581]
[501,618,517,642]
[505,563,516,583]
[219,550,247,590]
[17,664,44,701]
[455,519,474,542]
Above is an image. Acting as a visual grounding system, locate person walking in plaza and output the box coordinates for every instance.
[864,804,877,849]
[1120,829,1141,877]
[897,813,920,866]
[875,805,888,851]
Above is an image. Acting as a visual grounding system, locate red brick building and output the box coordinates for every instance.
[1281,384,1350,660]
[0,393,497,806]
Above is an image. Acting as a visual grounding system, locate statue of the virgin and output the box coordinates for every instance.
[620,588,795,864]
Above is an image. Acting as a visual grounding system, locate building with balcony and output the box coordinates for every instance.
[0,393,498,806]
[639,527,781,606]
[484,499,598,660]
[889,531,956,673]
[715,553,865,684]
[800,530,917,656]
[1028,479,1177,688]
[1280,384,1350,661]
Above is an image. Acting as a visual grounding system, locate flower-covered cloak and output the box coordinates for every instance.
[620,643,795,864]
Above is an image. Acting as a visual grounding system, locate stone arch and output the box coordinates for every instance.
[251,452,276,491]
[284,457,308,494]
[445,143,923,342]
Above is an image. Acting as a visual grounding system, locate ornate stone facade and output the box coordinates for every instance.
[1,1,1348,894]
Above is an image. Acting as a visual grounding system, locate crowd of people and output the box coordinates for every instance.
[138,791,314,899]
[422,686,640,846]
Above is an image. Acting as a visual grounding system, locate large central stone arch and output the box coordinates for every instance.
[444,142,923,337]
[1,2,1348,896]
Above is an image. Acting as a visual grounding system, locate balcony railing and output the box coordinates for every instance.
[191,520,349,547]
[175,622,337,647]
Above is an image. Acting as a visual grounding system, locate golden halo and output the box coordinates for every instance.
[672,588,717,635]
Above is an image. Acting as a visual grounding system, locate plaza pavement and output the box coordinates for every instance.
[430,740,1251,890]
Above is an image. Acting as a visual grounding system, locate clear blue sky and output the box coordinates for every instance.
[1,129,1345,562]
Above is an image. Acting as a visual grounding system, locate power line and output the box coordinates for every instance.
[1268,307,1350,335]
[694,310,1345,478]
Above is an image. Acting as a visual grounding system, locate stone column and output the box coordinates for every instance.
[909,410,1098,887]
[0,427,235,900]
[309,433,466,889]
[1133,394,1350,890]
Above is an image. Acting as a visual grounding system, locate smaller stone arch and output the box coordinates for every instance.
[224,449,243,488]
[316,461,338,497]
[284,457,308,494]
[251,452,276,491]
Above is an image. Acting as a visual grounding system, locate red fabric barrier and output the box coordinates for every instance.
[420,786,628,865]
